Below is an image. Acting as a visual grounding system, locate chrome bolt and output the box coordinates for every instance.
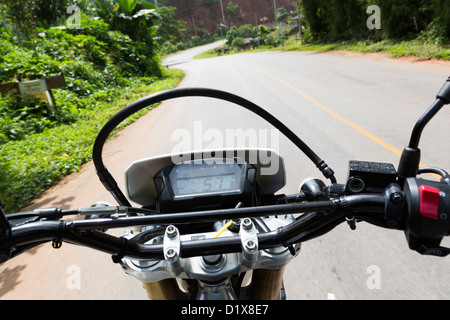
[166,225,177,238]
[165,248,178,260]
[246,240,257,251]
[242,218,253,230]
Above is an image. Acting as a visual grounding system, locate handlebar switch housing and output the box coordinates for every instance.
[404,178,450,256]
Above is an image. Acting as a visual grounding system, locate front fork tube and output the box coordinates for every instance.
[248,267,286,300]
[142,267,286,300]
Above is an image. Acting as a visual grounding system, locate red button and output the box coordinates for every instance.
[419,185,440,220]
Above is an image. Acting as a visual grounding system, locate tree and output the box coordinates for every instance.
[0,0,39,40]
[374,0,434,39]
[301,0,329,40]
[34,0,70,28]
[94,0,160,44]
[328,0,367,40]
[275,7,289,23]
[431,0,450,42]
[301,0,372,41]
[225,25,238,44]
[154,6,186,45]
[226,1,244,23]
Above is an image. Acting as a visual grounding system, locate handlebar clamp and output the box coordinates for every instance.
[384,184,405,229]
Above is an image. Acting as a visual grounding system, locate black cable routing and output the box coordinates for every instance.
[92,87,337,206]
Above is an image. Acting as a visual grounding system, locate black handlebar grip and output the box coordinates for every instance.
[436,76,450,104]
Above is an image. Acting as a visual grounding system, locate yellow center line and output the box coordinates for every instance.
[241,62,432,171]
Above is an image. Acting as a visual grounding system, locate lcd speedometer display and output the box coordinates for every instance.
[169,160,242,197]
[153,157,256,212]
[176,174,236,195]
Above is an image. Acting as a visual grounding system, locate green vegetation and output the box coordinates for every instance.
[196,0,449,61]
[0,1,185,213]
[196,38,450,62]
[297,0,449,59]
[279,39,450,61]
[0,69,183,214]
[1,0,449,213]
[300,0,449,44]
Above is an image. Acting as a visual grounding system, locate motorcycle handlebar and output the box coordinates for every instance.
[48,79,446,263]
[3,175,450,263]
[0,193,388,262]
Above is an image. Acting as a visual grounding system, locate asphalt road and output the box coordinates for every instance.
[1,42,449,300]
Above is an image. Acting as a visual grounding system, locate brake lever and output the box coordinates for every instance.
[6,208,65,227]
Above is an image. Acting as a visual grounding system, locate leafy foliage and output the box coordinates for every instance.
[94,0,160,45]
[0,1,186,213]
[300,0,449,43]
[0,70,184,213]
[226,1,244,22]
[0,0,39,40]
[0,13,163,145]
[154,6,186,45]
[226,24,256,45]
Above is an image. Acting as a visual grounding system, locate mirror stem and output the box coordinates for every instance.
[398,77,450,183]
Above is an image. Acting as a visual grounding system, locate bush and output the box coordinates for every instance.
[0,5,178,214]
[0,16,163,134]
[0,94,79,144]
[0,69,184,213]
[226,24,257,45]
[231,36,246,48]
[300,0,449,43]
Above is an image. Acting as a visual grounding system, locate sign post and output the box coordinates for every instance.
[18,79,54,113]
[0,76,66,114]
